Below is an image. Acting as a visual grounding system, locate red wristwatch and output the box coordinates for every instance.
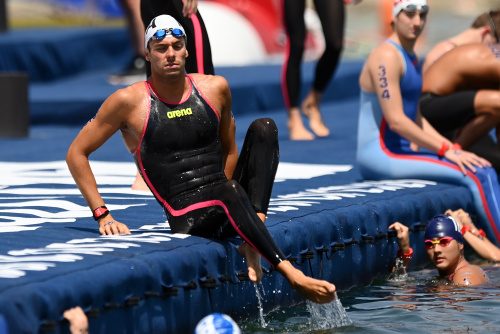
[397,247,413,259]
[93,206,109,221]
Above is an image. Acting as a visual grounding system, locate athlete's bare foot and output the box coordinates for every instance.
[277,261,336,304]
[131,172,150,191]
[238,241,263,283]
[288,108,315,140]
[301,91,330,138]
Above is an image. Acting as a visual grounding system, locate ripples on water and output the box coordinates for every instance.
[240,261,500,333]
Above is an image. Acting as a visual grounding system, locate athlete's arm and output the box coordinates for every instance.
[216,76,239,179]
[66,88,134,235]
[368,45,489,174]
[446,209,500,262]
[368,45,445,153]
[389,222,411,270]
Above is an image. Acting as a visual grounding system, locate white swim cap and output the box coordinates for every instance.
[194,313,241,334]
[393,0,429,19]
[145,14,187,50]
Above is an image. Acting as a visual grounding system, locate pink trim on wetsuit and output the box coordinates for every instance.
[148,79,192,105]
[188,75,220,120]
[190,14,205,74]
[447,264,468,281]
[379,118,500,243]
[133,78,273,267]
[132,82,152,155]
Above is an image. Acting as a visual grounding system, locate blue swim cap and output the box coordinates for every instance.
[424,214,464,244]
[194,313,241,334]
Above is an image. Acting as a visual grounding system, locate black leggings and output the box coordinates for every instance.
[419,91,477,133]
[141,0,214,76]
[166,118,285,268]
[281,0,345,108]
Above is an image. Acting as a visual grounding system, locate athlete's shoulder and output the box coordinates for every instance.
[453,263,489,285]
[190,74,230,99]
[103,81,149,115]
[191,73,229,89]
[368,40,402,63]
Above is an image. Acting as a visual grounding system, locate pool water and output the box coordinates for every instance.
[239,259,500,333]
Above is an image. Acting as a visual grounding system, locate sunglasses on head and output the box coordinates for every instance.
[150,28,185,42]
[424,236,453,249]
[403,4,429,14]
[489,11,499,43]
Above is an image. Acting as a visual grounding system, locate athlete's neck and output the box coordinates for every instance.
[148,74,189,102]
[390,34,417,54]
[439,256,468,280]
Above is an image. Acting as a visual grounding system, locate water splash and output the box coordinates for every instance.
[306,293,353,330]
[254,283,267,328]
[389,257,409,282]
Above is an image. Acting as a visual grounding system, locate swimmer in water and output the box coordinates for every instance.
[391,214,489,285]
[66,14,336,304]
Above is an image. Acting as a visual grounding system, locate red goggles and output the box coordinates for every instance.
[424,236,453,249]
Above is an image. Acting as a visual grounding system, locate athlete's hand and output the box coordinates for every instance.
[63,307,89,334]
[182,0,198,17]
[445,208,476,231]
[444,149,491,175]
[389,222,410,253]
[98,216,131,235]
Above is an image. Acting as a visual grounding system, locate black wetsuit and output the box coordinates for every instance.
[134,76,285,268]
[281,0,345,108]
[141,0,214,76]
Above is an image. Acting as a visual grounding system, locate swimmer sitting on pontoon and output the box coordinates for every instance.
[390,214,490,285]
[357,0,500,242]
[66,14,336,304]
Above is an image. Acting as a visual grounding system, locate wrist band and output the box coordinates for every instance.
[397,247,413,259]
[93,206,109,221]
[461,225,472,235]
[438,142,450,157]
[452,143,462,150]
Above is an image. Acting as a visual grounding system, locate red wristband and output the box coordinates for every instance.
[452,143,462,150]
[397,247,413,259]
[461,225,472,235]
[438,142,451,157]
[93,206,109,221]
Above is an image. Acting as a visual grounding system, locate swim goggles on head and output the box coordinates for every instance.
[402,4,429,14]
[489,11,499,43]
[424,236,453,249]
[150,28,185,43]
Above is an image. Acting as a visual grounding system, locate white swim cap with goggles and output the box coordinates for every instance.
[393,0,429,19]
[145,14,187,50]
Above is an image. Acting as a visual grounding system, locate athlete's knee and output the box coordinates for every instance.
[323,38,343,55]
[249,118,278,142]
[219,180,248,204]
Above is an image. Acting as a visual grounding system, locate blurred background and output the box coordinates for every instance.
[5,0,500,67]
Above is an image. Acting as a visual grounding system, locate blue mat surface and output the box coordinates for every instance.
[0,28,476,333]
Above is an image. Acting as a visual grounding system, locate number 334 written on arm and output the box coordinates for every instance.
[378,65,390,99]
